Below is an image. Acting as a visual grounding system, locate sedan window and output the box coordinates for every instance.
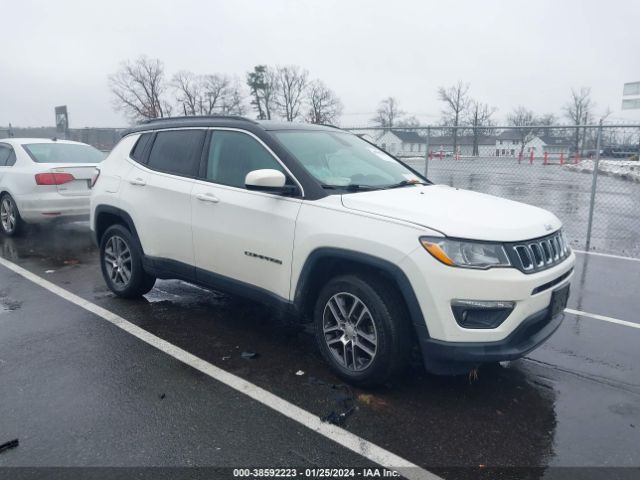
[0,144,12,166]
[23,143,105,164]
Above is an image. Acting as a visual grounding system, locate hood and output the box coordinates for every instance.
[341,184,562,242]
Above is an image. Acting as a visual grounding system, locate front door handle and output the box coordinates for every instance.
[195,192,220,204]
[129,177,146,186]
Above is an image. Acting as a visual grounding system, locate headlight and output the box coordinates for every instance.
[420,236,511,269]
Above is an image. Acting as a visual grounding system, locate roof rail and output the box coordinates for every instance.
[139,115,258,125]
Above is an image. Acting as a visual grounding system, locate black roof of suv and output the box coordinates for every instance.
[122,116,339,136]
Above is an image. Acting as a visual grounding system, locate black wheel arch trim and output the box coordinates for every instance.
[294,247,430,338]
[93,205,144,253]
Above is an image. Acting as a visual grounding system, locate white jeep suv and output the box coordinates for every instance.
[90,117,575,386]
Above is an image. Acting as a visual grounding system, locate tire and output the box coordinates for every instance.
[313,274,412,387]
[0,194,25,237]
[100,224,156,299]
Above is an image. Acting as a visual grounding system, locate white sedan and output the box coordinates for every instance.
[0,138,105,236]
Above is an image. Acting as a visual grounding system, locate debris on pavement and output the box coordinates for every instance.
[45,270,55,274]
[0,439,19,454]
[306,377,356,426]
[357,393,389,410]
[159,393,166,400]
[240,351,258,359]
[295,370,305,376]
[222,355,231,361]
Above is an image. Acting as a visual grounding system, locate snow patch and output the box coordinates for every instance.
[564,159,640,183]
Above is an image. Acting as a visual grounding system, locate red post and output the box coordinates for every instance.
[429,151,433,161]
[574,152,580,165]
[543,151,548,165]
[560,152,564,165]
[529,150,534,164]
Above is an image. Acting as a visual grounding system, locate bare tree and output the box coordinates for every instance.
[466,101,497,156]
[247,65,278,120]
[109,56,172,122]
[172,70,205,116]
[438,81,470,153]
[564,87,593,154]
[507,106,538,156]
[371,97,404,127]
[396,115,421,128]
[305,80,343,124]
[173,72,245,116]
[537,113,558,139]
[217,78,246,116]
[275,65,309,121]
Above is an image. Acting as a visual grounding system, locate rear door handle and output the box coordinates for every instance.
[195,192,220,204]
[129,177,146,186]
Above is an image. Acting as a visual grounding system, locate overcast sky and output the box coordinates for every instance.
[1,0,639,127]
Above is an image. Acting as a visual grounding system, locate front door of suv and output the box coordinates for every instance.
[191,129,302,302]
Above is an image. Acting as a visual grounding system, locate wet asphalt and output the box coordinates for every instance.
[0,223,639,479]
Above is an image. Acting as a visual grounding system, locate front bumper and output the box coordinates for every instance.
[398,244,575,374]
[418,307,564,374]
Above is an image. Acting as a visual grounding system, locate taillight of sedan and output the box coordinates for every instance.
[34,172,76,185]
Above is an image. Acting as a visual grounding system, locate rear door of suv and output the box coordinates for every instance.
[191,129,302,302]
[120,129,206,275]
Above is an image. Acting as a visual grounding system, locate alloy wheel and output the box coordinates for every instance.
[104,235,133,288]
[0,197,16,234]
[322,292,378,371]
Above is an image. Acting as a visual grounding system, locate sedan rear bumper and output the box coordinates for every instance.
[17,193,90,223]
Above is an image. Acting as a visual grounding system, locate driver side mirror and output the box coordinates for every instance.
[245,169,297,195]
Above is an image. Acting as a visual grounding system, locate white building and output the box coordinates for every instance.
[375,130,426,156]
[496,130,572,157]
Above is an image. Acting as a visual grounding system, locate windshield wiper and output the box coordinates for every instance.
[320,184,379,192]
[383,180,429,189]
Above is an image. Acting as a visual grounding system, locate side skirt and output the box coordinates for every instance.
[142,255,295,316]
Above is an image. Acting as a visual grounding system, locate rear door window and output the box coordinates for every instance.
[147,130,205,177]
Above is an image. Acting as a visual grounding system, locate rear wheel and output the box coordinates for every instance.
[313,274,411,387]
[100,224,156,298]
[0,194,24,237]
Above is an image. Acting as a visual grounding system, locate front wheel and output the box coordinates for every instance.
[100,224,156,298]
[0,194,24,237]
[313,274,411,387]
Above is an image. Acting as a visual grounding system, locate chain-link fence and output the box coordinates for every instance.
[346,124,640,258]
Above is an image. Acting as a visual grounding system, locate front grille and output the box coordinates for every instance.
[506,230,570,274]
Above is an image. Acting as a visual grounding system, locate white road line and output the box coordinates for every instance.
[573,249,640,262]
[564,308,640,330]
[0,256,440,480]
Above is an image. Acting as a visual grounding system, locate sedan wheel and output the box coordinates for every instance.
[0,196,22,236]
[322,292,378,372]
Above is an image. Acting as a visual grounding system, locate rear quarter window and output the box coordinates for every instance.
[130,133,153,162]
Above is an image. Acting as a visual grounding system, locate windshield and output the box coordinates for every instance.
[23,143,106,164]
[273,130,426,190]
